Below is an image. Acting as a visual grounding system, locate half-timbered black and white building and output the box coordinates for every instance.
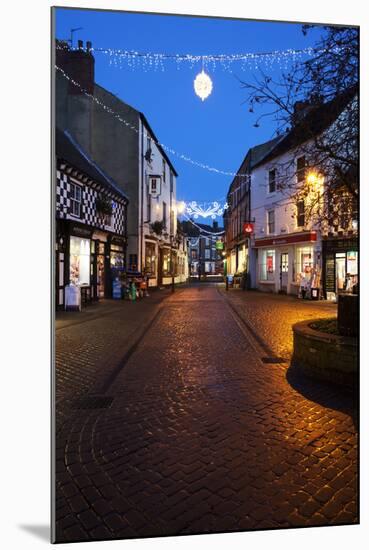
[55,128,129,308]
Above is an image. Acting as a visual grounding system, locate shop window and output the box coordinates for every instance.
[70,236,90,285]
[162,249,175,276]
[70,183,82,218]
[259,249,275,281]
[145,242,156,275]
[110,244,124,269]
[297,200,305,227]
[267,210,275,234]
[347,251,358,276]
[294,246,313,282]
[268,169,276,193]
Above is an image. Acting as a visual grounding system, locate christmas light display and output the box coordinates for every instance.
[184,201,229,219]
[56,44,328,72]
[194,70,213,101]
[55,66,250,177]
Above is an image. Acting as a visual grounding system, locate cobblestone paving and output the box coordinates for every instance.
[54,285,358,542]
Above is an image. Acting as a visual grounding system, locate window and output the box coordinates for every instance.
[162,249,175,276]
[145,242,156,275]
[70,182,82,217]
[294,246,313,282]
[162,158,166,183]
[170,208,174,236]
[297,200,305,227]
[69,237,90,285]
[146,191,151,222]
[191,249,197,260]
[205,237,210,246]
[259,249,275,281]
[297,156,306,183]
[268,169,276,193]
[267,210,275,234]
[162,202,167,229]
[205,249,211,259]
[170,171,174,193]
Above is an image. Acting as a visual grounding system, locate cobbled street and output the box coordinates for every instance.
[54,284,358,542]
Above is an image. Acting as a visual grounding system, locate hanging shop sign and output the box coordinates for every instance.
[148,175,161,198]
[243,222,254,235]
[215,240,224,250]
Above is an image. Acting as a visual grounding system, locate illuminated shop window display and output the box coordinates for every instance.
[70,237,91,285]
[294,246,314,283]
[110,244,125,269]
[259,249,275,281]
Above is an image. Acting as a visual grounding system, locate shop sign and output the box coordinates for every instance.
[254,231,317,248]
[215,240,224,250]
[243,222,254,234]
[70,224,92,239]
[148,175,161,198]
[92,230,108,242]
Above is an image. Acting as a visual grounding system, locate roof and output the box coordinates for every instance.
[252,86,358,169]
[55,128,129,201]
[227,135,283,196]
[182,220,224,237]
[94,83,178,177]
[249,136,284,168]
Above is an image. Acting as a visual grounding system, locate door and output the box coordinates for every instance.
[97,242,106,298]
[280,252,288,293]
[335,253,346,292]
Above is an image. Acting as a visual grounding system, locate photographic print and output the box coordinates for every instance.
[52,6,359,543]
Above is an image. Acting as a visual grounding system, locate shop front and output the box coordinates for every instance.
[253,231,320,296]
[56,220,127,308]
[322,237,358,298]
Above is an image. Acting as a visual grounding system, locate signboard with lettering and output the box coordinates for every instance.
[148,175,161,198]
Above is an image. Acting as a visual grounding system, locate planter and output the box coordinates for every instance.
[291,319,358,387]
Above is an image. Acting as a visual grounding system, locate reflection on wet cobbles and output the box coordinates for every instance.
[55,285,357,542]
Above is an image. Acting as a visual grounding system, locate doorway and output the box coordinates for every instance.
[280,252,288,293]
[335,253,346,292]
[97,242,105,298]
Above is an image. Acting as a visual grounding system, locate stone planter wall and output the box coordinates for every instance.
[292,319,358,387]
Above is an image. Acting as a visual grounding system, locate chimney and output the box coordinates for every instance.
[56,39,95,95]
[213,220,218,230]
[291,100,314,126]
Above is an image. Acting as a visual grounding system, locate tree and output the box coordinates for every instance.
[241,26,358,229]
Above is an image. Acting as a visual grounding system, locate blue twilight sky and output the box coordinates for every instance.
[55,8,325,212]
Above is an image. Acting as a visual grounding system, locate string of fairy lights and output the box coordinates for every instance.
[56,42,322,223]
[55,65,250,177]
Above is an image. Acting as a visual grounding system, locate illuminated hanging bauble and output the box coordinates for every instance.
[194,70,213,101]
